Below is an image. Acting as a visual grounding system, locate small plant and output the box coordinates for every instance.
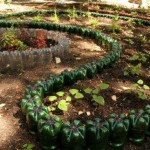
[139,36,147,44]
[67,7,78,21]
[84,82,109,106]
[33,15,43,22]
[125,79,149,100]
[17,41,28,51]
[22,143,35,150]
[123,63,143,76]
[89,18,99,28]
[85,11,92,18]
[32,37,47,49]
[129,52,148,63]
[48,89,84,112]
[106,16,121,33]
[51,8,59,23]
[0,28,27,51]
[124,39,134,45]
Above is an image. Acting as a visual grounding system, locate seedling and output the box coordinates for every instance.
[89,18,99,28]
[22,143,35,150]
[67,7,78,21]
[123,63,143,76]
[33,15,43,22]
[129,52,148,63]
[51,8,59,23]
[84,82,109,106]
[125,79,149,100]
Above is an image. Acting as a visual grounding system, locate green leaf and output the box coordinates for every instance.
[123,71,129,76]
[99,83,109,90]
[58,100,68,111]
[48,106,56,111]
[143,85,150,90]
[69,89,79,95]
[137,79,143,85]
[92,89,99,94]
[75,92,84,99]
[66,96,72,102]
[132,83,138,89]
[49,96,57,102]
[138,94,147,100]
[84,88,93,94]
[56,91,64,97]
[92,95,105,106]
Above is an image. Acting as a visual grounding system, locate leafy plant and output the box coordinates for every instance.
[58,100,69,111]
[129,52,148,63]
[125,79,149,100]
[32,37,47,49]
[0,28,27,51]
[84,82,109,106]
[51,8,59,23]
[139,36,147,44]
[67,7,78,21]
[33,15,43,22]
[89,18,99,28]
[123,63,143,76]
[69,89,79,95]
[106,16,121,33]
[22,143,35,150]
[56,91,64,97]
[49,96,57,102]
[124,39,134,45]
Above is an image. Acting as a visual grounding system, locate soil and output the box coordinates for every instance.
[0,3,150,150]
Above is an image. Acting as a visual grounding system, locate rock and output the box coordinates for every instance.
[55,57,61,64]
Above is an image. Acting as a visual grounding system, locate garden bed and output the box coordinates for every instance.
[0,8,150,150]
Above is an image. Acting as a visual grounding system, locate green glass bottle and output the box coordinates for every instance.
[128,109,149,145]
[38,115,62,150]
[108,113,129,149]
[61,120,86,150]
[86,118,109,150]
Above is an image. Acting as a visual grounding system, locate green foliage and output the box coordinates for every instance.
[51,8,59,23]
[106,16,121,33]
[0,27,27,51]
[75,92,84,99]
[17,41,28,51]
[22,143,35,150]
[56,91,64,97]
[49,96,57,102]
[83,82,109,106]
[67,7,78,21]
[124,39,134,45]
[69,89,79,95]
[123,63,143,76]
[89,18,99,28]
[92,95,105,105]
[99,83,109,90]
[129,52,148,63]
[125,79,149,100]
[0,28,17,50]
[58,100,69,111]
[33,15,43,22]
[139,36,147,44]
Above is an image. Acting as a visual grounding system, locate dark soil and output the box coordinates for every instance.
[0,4,150,150]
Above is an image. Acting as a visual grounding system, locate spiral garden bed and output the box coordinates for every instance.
[0,8,150,150]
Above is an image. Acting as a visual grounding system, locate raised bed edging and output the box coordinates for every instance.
[0,10,149,149]
[0,28,69,71]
